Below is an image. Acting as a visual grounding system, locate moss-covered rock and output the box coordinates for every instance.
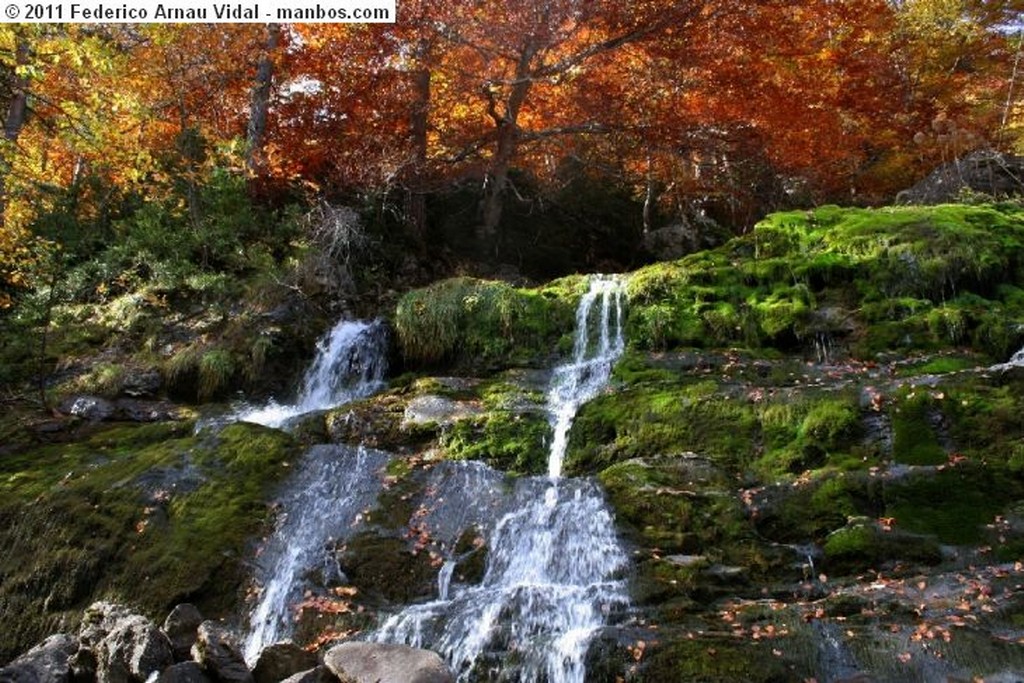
[394,275,586,371]
[0,420,298,662]
[626,203,1024,360]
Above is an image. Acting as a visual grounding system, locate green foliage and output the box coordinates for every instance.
[394,276,584,369]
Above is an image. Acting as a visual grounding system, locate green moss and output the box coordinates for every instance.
[394,276,583,370]
[890,392,947,465]
[639,635,811,682]
[440,411,550,475]
[566,383,757,476]
[883,464,1020,544]
[0,420,298,661]
[626,203,1024,358]
[823,518,942,573]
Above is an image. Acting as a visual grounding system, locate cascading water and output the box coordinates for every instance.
[991,344,1024,371]
[240,317,392,663]
[374,275,630,683]
[243,444,392,664]
[237,318,388,428]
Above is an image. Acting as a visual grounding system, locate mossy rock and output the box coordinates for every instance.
[882,463,1022,545]
[0,420,298,662]
[626,203,1024,359]
[337,532,437,606]
[567,383,758,476]
[394,275,585,371]
[637,633,814,682]
[822,517,942,573]
[440,410,551,475]
[752,472,881,544]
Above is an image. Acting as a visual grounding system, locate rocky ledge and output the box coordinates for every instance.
[0,602,453,683]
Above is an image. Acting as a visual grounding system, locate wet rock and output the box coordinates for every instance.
[280,666,341,683]
[96,614,174,683]
[252,643,318,683]
[162,604,204,662]
[114,398,180,422]
[324,642,453,683]
[0,634,76,683]
[156,661,213,683]
[402,395,483,426]
[59,395,115,421]
[121,368,163,397]
[191,622,252,683]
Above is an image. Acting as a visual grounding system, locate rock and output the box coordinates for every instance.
[191,622,252,683]
[97,615,175,683]
[324,642,453,683]
[163,604,204,662]
[897,150,1024,204]
[279,666,340,683]
[156,662,213,683]
[74,602,137,680]
[121,368,163,397]
[114,398,180,422]
[402,395,483,426]
[252,643,318,683]
[0,634,76,683]
[59,395,115,421]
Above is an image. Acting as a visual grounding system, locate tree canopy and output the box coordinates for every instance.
[0,2,1022,301]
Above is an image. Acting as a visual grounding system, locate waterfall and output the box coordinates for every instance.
[373,275,630,683]
[237,318,388,428]
[991,345,1024,371]
[547,275,625,478]
[240,317,392,663]
[243,444,392,664]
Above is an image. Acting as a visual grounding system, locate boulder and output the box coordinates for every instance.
[252,643,318,683]
[96,615,175,683]
[191,622,252,683]
[73,602,138,681]
[897,150,1024,204]
[279,665,341,683]
[402,395,483,427]
[59,395,115,421]
[0,634,76,683]
[163,604,204,662]
[121,368,163,397]
[156,662,213,683]
[324,642,453,683]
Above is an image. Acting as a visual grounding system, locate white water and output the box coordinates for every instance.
[374,275,630,683]
[237,319,388,428]
[991,345,1024,371]
[243,444,391,664]
[547,276,626,478]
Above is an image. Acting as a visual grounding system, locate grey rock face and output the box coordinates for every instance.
[162,604,204,662]
[96,615,175,683]
[0,634,76,683]
[324,642,453,683]
[191,623,252,683]
[155,662,212,683]
[252,643,318,683]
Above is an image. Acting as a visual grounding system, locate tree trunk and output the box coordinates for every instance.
[1,37,30,227]
[405,39,431,254]
[246,23,280,178]
[477,44,536,247]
